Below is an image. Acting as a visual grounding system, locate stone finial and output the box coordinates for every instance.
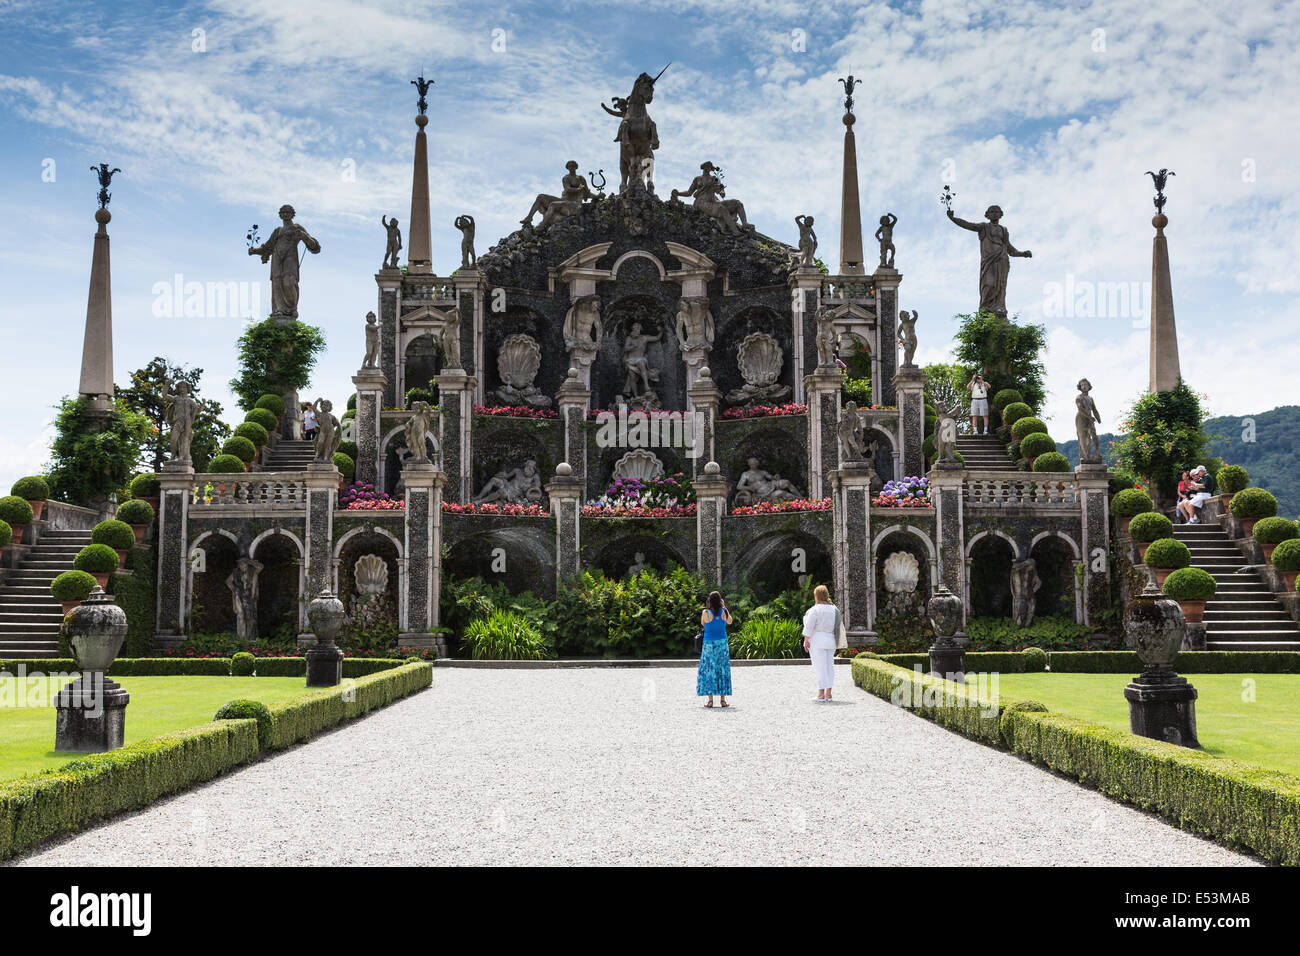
[556,462,573,477]
[698,367,711,379]
[704,461,720,475]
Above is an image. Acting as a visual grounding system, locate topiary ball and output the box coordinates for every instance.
[1229,487,1278,520]
[346,393,357,411]
[116,499,156,525]
[333,453,356,481]
[245,407,278,431]
[207,454,247,473]
[1010,416,1047,442]
[340,409,356,422]
[1001,402,1033,427]
[0,519,10,548]
[337,440,359,462]
[1272,538,1300,572]
[10,476,50,501]
[1031,452,1070,473]
[231,652,256,676]
[233,421,269,447]
[0,495,34,526]
[1112,488,1154,518]
[130,472,161,498]
[1144,537,1191,570]
[50,569,99,602]
[91,519,136,551]
[73,543,121,574]
[1021,646,1048,672]
[214,698,274,749]
[1252,516,1299,545]
[1215,464,1249,494]
[221,436,258,463]
[1019,432,1056,459]
[254,393,286,417]
[1161,567,1216,602]
[992,388,1024,413]
[1128,511,1174,543]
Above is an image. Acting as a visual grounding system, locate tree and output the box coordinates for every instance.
[1112,380,1220,505]
[923,362,966,414]
[952,311,1047,412]
[117,357,230,472]
[230,317,326,411]
[45,397,153,507]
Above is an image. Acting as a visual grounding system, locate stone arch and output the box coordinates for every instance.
[187,529,240,634]
[250,530,304,638]
[402,331,444,403]
[713,305,792,408]
[966,531,1016,618]
[866,425,898,484]
[594,294,682,411]
[335,529,404,647]
[1029,531,1082,622]
[871,526,935,628]
[610,249,667,281]
[591,534,689,580]
[729,529,832,599]
[380,424,440,497]
[725,425,807,506]
[871,524,938,582]
[444,526,556,597]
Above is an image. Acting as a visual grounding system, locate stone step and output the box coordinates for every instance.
[0,610,65,624]
[0,593,63,605]
[0,644,61,660]
[1203,628,1300,640]
[0,622,63,634]
[1206,639,1300,652]
[1204,610,1296,622]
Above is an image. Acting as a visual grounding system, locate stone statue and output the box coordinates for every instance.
[440,310,461,369]
[934,402,962,463]
[602,65,667,194]
[455,214,476,268]
[381,215,401,270]
[491,334,551,408]
[474,459,544,506]
[815,308,838,369]
[622,322,663,402]
[875,213,898,268]
[563,295,603,350]
[91,163,121,209]
[164,380,198,462]
[674,297,714,352]
[883,551,920,594]
[311,398,340,464]
[1076,378,1103,464]
[248,204,321,319]
[946,204,1031,318]
[521,161,596,230]
[1010,558,1041,628]
[838,401,867,462]
[226,557,263,641]
[795,214,818,267]
[726,332,790,406]
[404,401,435,464]
[671,162,749,234]
[362,311,380,369]
[897,310,918,367]
[628,552,647,575]
[734,458,803,507]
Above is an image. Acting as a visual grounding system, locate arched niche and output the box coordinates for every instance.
[731,530,832,600]
[250,531,302,640]
[189,532,239,634]
[593,294,683,411]
[402,332,443,404]
[968,533,1016,618]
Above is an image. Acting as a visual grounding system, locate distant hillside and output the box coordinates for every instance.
[1058,405,1300,518]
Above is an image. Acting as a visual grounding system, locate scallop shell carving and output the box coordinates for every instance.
[353,554,389,596]
[497,333,542,389]
[735,332,784,387]
[612,449,665,482]
[883,551,920,594]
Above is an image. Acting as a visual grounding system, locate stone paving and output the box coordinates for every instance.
[12,665,1255,866]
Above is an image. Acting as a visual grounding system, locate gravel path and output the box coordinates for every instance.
[12,665,1255,866]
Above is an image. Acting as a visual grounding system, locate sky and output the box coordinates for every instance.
[1,0,1298,492]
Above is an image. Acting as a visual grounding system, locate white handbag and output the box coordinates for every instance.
[832,604,847,649]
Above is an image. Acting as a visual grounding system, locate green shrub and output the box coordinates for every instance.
[231,652,256,676]
[1252,516,1298,545]
[207,454,247,473]
[1271,539,1300,572]
[405,387,433,408]
[214,698,273,749]
[1112,488,1154,518]
[90,519,135,551]
[1000,402,1033,427]
[731,617,803,659]
[130,473,160,498]
[992,388,1024,412]
[346,393,357,411]
[254,393,285,417]
[464,610,549,660]
[1108,470,1140,497]
[1010,416,1047,442]
[115,499,155,525]
[1021,646,1048,672]
[221,436,258,463]
[1143,537,1191,570]
[1019,432,1055,459]
[0,496,33,525]
[74,543,121,574]
[233,421,269,447]
[1162,567,1216,602]
[998,698,1049,745]
[264,662,432,749]
[340,409,356,422]
[1230,487,1278,520]
[50,570,98,602]
[10,476,49,500]
[1128,511,1174,543]
[1216,464,1249,494]
[1007,440,1021,462]
[0,520,9,548]
[1031,452,1070,473]
[337,440,359,462]
[333,453,356,481]
[244,407,279,431]
[922,435,936,460]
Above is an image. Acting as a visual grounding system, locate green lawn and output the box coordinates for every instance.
[0,676,308,782]
[996,673,1300,778]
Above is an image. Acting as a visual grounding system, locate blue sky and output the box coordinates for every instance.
[2,0,1298,491]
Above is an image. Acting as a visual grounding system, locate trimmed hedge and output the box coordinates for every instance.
[1229,486,1278,519]
[0,496,33,526]
[870,649,1300,674]
[91,519,135,551]
[1000,402,1033,427]
[130,473,160,498]
[213,699,273,748]
[233,421,269,447]
[221,436,258,463]
[1031,451,1070,473]
[992,388,1024,412]
[208,454,246,473]
[231,652,256,676]
[1112,488,1154,518]
[10,476,49,500]
[1144,537,1191,570]
[0,657,413,677]
[254,393,285,417]
[1019,432,1056,459]
[115,498,155,525]
[260,662,433,749]
[333,452,356,482]
[0,719,259,861]
[244,407,278,431]
[0,520,9,548]
[1162,567,1217,601]
[337,440,359,462]
[73,543,119,574]
[1271,538,1300,572]
[50,570,98,602]
[1251,516,1297,544]
[1216,464,1249,494]
[1009,416,1047,442]
[1128,511,1174,543]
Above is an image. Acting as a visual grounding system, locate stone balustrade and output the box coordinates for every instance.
[963,470,1080,508]
[189,472,312,509]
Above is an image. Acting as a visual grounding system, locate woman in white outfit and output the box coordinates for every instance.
[802,585,839,701]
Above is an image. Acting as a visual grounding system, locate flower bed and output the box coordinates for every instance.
[442,501,548,517]
[587,407,687,420]
[587,473,695,515]
[580,503,697,518]
[473,404,558,420]
[872,476,931,508]
[731,497,832,516]
[340,481,403,510]
[721,403,808,420]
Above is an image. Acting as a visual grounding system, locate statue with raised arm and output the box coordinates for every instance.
[897,309,918,367]
[1075,378,1103,464]
[455,215,476,268]
[312,398,340,464]
[164,380,198,462]
[362,311,380,369]
[795,214,818,267]
[248,204,321,319]
[381,215,401,270]
[815,307,838,369]
[875,212,898,268]
[622,322,663,398]
[404,401,435,464]
[602,65,667,194]
[946,204,1031,318]
[521,161,596,230]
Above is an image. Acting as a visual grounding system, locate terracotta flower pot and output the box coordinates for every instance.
[9,523,26,545]
[1136,541,1151,562]
[1119,516,1132,537]
[1152,567,1174,587]
[1284,571,1298,592]
[60,600,81,615]
[91,572,110,588]
[28,500,45,521]
[114,549,128,568]
[1262,542,1277,563]
[1240,517,1257,538]
[142,495,161,512]
[130,523,148,544]
[1219,492,1235,514]
[1178,599,1206,624]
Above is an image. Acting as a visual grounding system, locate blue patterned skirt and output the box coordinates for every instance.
[697,639,733,696]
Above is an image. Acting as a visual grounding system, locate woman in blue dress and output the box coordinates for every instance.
[697,590,733,707]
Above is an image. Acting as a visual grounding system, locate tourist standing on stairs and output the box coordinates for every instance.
[803,585,842,701]
[697,591,732,708]
[967,374,990,435]
[301,402,318,441]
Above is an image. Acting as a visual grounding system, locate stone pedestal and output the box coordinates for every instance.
[375,272,402,408]
[805,368,843,501]
[694,462,728,586]
[56,675,130,752]
[926,585,966,682]
[1076,464,1111,626]
[352,367,388,487]
[435,369,476,504]
[1124,674,1199,748]
[304,589,346,687]
[452,269,486,390]
[929,466,966,619]
[398,462,446,654]
[297,463,340,646]
[556,369,591,491]
[545,464,583,590]
[892,366,926,479]
[686,368,722,476]
[153,460,194,651]
[832,462,875,647]
[872,268,901,407]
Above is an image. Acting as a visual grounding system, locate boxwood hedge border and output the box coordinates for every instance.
[0,657,414,678]
[863,649,1300,674]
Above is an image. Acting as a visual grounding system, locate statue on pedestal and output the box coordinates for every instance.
[1010,558,1041,628]
[164,380,198,463]
[838,401,867,462]
[622,322,663,407]
[226,557,263,640]
[946,203,1031,318]
[455,215,476,268]
[521,161,596,230]
[815,308,838,369]
[474,459,545,506]
[602,66,667,194]
[440,310,462,369]
[404,401,435,464]
[897,310,918,367]
[875,213,898,268]
[311,398,341,463]
[795,214,818,267]
[734,458,804,507]
[362,311,380,369]
[248,204,321,319]
[1075,378,1103,464]
[934,402,962,463]
[381,215,401,270]
[671,162,749,234]
[563,295,603,351]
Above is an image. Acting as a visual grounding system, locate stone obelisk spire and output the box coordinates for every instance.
[407,75,434,274]
[80,164,120,418]
[1146,169,1181,392]
[837,75,865,275]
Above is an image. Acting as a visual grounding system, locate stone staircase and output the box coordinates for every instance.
[261,439,316,471]
[1172,523,1300,651]
[0,529,93,659]
[955,433,1017,472]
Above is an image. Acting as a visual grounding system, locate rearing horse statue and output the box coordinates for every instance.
[602,65,668,194]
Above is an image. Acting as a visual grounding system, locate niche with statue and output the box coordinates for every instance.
[337,532,400,649]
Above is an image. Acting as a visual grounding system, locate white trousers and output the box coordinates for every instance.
[811,646,836,690]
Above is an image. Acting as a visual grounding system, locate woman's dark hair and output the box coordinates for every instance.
[707,591,723,613]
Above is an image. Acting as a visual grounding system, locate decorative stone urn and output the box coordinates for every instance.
[1122,582,1199,748]
[305,587,346,687]
[926,584,966,682]
[55,587,131,752]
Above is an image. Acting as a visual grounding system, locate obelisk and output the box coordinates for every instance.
[838,76,865,275]
[1147,169,1181,392]
[79,166,119,419]
[407,75,433,274]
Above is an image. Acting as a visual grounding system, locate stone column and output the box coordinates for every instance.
[556,368,591,491]
[788,268,822,404]
[686,367,722,478]
[804,368,843,500]
[873,269,901,407]
[1077,463,1111,626]
[545,464,583,590]
[893,365,926,478]
[298,463,339,646]
[352,366,387,488]
[399,461,446,654]
[831,462,874,647]
[694,462,728,586]
[452,269,486,397]
[434,368,476,504]
[376,272,402,408]
[152,461,194,652]
[930,462,967,620]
